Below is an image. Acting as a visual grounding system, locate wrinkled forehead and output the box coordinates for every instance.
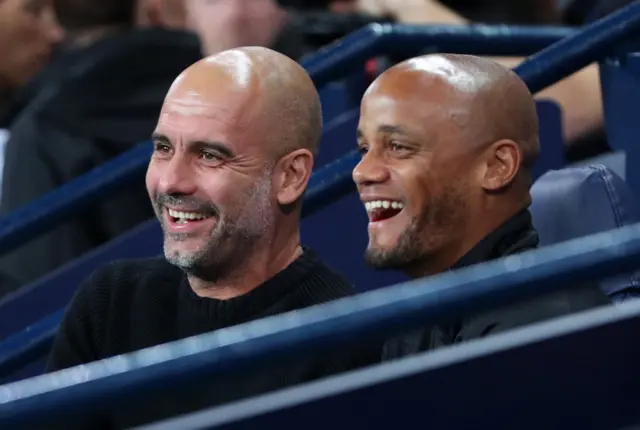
[159,93,245,134]
[161,52,259,119]
[157,78,262,147]
[359,71,472,140]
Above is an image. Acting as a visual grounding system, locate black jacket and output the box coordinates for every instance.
[45,250,379,429]
[0,29,202,294]
[383,210,611,360]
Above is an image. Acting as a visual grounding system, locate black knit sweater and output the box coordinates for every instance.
[47,249,377,429]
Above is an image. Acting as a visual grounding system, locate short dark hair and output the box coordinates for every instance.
[53,0,136,31]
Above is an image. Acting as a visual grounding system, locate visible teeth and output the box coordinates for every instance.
[364,200,404,212]
[168,208,209,221]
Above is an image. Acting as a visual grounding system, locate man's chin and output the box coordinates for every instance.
[164,242,207,267]
[165,250,194,266]
[365,245,404,270]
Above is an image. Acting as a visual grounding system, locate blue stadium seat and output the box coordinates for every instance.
[531,164,640,302]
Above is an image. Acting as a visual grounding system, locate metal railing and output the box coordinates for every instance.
[2,219,640,427]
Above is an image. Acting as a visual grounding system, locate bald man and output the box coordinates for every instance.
[47,47,377,428]
[354,54,611,360]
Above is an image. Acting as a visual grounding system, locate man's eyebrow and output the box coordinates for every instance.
[150,134,235,158]
[377,124,409,135]
[151,132,171,144]
[356,125,410,139]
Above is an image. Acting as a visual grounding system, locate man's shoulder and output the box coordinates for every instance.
[300,249,357,303]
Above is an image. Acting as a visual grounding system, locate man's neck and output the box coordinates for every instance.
[405,203,529,279]
[403,240,471,279]
[188,232,303,300]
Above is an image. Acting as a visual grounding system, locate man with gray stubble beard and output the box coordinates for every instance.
[47,46,379,429]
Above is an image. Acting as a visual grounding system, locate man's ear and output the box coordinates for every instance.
[481,139,521,191]
[274,148,314,206]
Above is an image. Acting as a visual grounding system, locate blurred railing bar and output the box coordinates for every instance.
[3,220,640,427]
[518,0,640,93]
[304,24,576,86]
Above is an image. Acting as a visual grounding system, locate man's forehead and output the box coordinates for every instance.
[161,84,255,126]
[168,52,260,101]
[156,92,262,148]
[359,86,471,141]
[162,93,233,118]
[401,56,491,94]
[366,66,467,104]
[360,90,441,129]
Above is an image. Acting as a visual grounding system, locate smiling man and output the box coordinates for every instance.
[354,53,611,359]
[47,47,377,428]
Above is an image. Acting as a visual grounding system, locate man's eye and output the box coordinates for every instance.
[201,151,221,162]
[154,143,171,153]
[390,142,407,152]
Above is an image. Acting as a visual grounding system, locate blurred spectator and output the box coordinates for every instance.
[561,0,632,25]
[350,0,606,160]
[272,8,392,60]
[442,0,561,24]
[0,0,202,294]
[186,0,288,56]
[0,0,63,176]
[185,0,379,61]
[0,0,63,120]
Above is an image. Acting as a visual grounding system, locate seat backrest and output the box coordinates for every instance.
[530,164,640,302]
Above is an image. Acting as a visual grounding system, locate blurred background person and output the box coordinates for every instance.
[185,0,387,60]
[186,0,288,56]
[0,0,63,178]
[292,0,633,163]
[0,0,366,298]
[0,0,201,293]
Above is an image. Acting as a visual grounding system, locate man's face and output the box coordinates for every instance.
[353,72,477,271]
[0,0,63,90]
[146,78,276,281]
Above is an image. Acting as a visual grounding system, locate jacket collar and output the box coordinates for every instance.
[452,209,539,270]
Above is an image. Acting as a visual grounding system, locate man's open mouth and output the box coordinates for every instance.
[364,200,404,222]
[167,208,214,224]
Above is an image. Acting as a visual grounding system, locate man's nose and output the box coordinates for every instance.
[157,156,198,196]
[352,150,390,187]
